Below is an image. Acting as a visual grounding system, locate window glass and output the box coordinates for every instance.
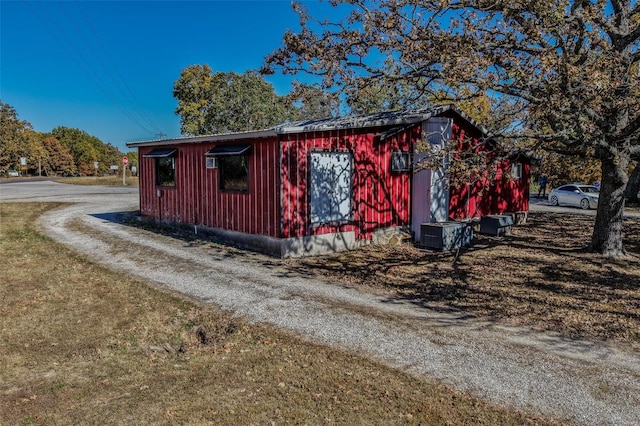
[511,162,522,179]
[391,151,411,172]
[219,155,249,192]
[156,157,175,187]
[579,186,599,193]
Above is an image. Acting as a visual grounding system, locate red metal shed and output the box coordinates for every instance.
[127,105,530,257]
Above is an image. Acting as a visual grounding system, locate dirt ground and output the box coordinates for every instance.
[285,212,640,350]
[3,181,639,425]
[4,203,549,425]
[137,209,640,351]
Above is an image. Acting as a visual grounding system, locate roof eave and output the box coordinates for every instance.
[126,129,277,148]
[276,115,427,134]
[125,104,490,147]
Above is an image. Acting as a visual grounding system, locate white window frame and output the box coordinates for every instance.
[206,157,217,169]
[511,162,523,179]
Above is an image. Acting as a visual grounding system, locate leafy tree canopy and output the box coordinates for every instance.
[0,101,33,170]
[41,135,77,176]
[173,65,294,135]
[264,0,640,256]
[286,81,340,121]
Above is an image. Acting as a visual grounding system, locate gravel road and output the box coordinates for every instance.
[3,180,639,425]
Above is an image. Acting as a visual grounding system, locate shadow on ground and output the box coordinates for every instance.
[92,209,640,349]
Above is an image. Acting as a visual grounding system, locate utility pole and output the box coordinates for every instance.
[156,132,167,140]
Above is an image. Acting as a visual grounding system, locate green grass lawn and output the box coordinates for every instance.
[0,202,550,425]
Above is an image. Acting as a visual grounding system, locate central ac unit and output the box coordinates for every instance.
[420,222,473,250]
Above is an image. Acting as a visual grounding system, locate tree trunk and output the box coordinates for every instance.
[591,156,629,256]
[624,162,640,204]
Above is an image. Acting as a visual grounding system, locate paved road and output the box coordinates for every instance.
[2,181,640,425]
[529,194,640,219]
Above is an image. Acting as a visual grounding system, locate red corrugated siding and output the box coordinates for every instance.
[137,114,529,246]
[490,160,530,214]
[447,121,530,219]
[138,138,280,237]
[280,126,414,240]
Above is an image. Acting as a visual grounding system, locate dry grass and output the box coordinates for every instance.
[287,212,640,350]
[0,203,548,425]
[54,175,139,186]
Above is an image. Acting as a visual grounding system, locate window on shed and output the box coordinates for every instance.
[143,148,177,187]
[219,155,249,192]
[156,157,176,186]
[309,151,353,223]
[206,145,252,192]
[511,162,522,179]
[391,151,411,172]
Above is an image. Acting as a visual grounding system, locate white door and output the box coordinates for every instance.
[411,118,452,241]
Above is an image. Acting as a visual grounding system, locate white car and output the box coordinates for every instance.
[548,184,600,209]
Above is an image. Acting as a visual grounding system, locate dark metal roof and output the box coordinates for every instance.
[128,130,276,148]
[205,144,252,156]
[142,148,177,158]
[378,124,414,141]
[274,104,486,134]
[127,104,487,148]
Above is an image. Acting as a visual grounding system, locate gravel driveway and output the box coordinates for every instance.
[3,180,639,425]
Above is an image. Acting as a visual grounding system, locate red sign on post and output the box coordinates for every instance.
[123,156,129,166]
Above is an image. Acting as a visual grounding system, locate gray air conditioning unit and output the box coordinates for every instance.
[479,215,514,236]
[420,222,473,250]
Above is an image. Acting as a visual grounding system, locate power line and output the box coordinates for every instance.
[57,1,162,136]
[73,1,164,135]
[21,0,163,138]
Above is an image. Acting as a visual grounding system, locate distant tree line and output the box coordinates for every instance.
[0,101,136,177]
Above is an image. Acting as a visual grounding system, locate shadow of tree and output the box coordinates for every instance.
[284,212,640,348]
[101,208,640,348]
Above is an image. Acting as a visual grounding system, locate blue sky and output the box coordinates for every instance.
[1,1,338,152]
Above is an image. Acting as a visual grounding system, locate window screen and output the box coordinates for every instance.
[205,145,251,192]
[309,152,353,223]
[156,157,175,187]
[143,148,177,187]
[219,155,249,192]
[511,162,522,179]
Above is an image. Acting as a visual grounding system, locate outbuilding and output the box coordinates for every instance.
[127,105,530,257]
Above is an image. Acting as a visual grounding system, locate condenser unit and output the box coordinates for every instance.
[479,215,514,236]
[420,222,473,250]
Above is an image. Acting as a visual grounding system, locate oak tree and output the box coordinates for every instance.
[50,126,109,176]
[264,0,640,256]
[286,81,340,120]
[626,161,640,203]
[41,135,77,176]
[0,101,32,171]
[173,65,291,135]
